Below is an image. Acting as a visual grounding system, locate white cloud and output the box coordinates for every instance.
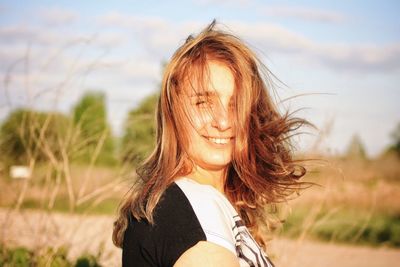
[0,24,79,45]
[0,23,127,53]
[95,14,400,72]
[227,22,313,53]
[0,44,30,68]
[227,21,400,72]
[316,43,400,71]
[193,0,252,6]
[96,13,204,58]
[262,5,347,23]
[94,32,128,49]
[4,14,398,79]
[0,25,43,44]
[96,12,168,31]
[0,41,159,111]
[37,7,79,26]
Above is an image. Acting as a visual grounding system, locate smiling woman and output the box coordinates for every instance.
[113,20,308,267]
[183,62,235,191]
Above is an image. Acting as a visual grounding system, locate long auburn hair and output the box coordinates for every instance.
[113,21,310,249]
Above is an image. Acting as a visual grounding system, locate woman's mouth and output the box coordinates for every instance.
[203,136,233,145]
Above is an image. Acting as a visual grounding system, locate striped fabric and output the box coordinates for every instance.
[233,215,274,267]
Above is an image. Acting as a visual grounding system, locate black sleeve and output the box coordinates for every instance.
[123,183,207,267]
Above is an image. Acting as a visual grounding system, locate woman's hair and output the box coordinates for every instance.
[113,20,309,248]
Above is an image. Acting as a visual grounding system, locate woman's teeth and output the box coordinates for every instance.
[207,137,230,144]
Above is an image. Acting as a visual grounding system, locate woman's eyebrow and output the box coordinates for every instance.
[189,90,217,97]
[189,91,235,105]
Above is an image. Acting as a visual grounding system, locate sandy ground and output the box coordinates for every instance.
[1,208,399,267]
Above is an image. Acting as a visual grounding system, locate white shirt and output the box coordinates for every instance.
[175,177,274,267]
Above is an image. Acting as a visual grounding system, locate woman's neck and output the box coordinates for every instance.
[187,166,226,194]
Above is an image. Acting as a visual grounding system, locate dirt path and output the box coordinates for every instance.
[269,238,400,267]
[1,208,399,266]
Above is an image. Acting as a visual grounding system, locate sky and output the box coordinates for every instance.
[0,0,399,157]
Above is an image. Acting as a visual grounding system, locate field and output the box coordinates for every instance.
[1,153,400,266]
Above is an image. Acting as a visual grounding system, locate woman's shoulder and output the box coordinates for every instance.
[151,178,227,229]
[173,177,238,218]
[172,177,232,206]
[126,178,221,232]
[124,178,238,263]
[157,177,231,217]
[140,177,238,254]
[123,181,208,266]
[152,180,210,227]
[171,177,238,254]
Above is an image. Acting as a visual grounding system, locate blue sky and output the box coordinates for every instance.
[0,0,399,156]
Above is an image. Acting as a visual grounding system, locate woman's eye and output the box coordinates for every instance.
[196,100,206,106]
[195,98,211,108]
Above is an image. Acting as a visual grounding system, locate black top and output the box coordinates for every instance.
[122,183,206,267]
[122,178,275,267]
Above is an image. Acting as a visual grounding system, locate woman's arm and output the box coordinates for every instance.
[174,241,240,267]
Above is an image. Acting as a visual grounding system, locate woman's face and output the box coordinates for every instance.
[181,61,236,171]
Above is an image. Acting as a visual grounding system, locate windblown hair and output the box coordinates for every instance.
[113,21,309,249]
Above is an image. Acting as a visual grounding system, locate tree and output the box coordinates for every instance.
[72,91,116,165]
[0,109,70,166]
[388,122,400,157]
[120,93,158,165]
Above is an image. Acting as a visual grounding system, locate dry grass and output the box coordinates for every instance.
[271,153,400,247]
[290,155,400,214]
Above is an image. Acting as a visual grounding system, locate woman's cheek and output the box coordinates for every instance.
[191,110,211,129]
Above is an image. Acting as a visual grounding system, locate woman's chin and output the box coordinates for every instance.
[198,157,232,171]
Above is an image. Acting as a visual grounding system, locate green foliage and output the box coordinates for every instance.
[72,91,116,166]
[0,109,71,166]
[388,122,400,157]
[0,91,117,167]
[0,247,32,267]
[36,247,70,267]
[73,92,107,140]
[18,196,120,215]
[75,254,101,267]
[282,208,400,247]
[120,93,158,165]
[0,91,119,167]
[0,246,101,267]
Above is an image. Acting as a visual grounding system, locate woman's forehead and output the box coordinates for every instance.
[183,61,235,98]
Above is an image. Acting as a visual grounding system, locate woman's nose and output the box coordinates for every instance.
[211,103,232,131]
